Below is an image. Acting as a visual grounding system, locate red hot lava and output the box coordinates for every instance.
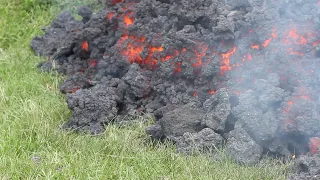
[220,47,237,76]
[107,1,320,155]
[81,41,89,51]
[309,137,320,154]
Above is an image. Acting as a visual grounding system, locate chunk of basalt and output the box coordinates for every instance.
[288,153,320,180]
[232,74,285,143]
[145,123,165,140]
[159,102,204,137]
[31,11,83,57]
[285,97,320,137]
[123,63,152,98]
[232,93,279,143]
[201,88,231,132]
[63,82,124,134]
[174,128,224,154]
[153,104,178,120]
[60,72,93,93]
[226,123,263,165]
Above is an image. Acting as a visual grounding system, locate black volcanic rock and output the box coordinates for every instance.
[159,102,204,137]
[226,123,263,165]
[288,153,320,180]
[31,0,320,171]
[175,128,224,154]
[201,88,231,132]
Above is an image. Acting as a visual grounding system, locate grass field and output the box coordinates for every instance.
[0,0,291,179]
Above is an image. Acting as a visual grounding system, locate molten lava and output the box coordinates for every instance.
[313,40,320,47]
[192,43,208,67]
[262,38,272,48]
[220,47,237,75]
[193,91,197,97]
[282,29,308,45]
[309,137,320,154]
[81,41,89,51]
[251,44,260,50]
[106,12,115,21]
[123,12,135,27]
[209,90,216,95]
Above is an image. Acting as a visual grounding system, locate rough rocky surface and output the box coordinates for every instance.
[31,0,320,173]
[174,128,224,154]
[159,102,204,137]
[63,79,126,134]
[202,88,231,132]
[226,123,263,165]
[288,153,320,180]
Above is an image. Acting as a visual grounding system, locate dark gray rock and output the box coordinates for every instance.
[202,88,231,132]
[159,102,204,137]
[232,74,285,144]
[123,63,152,98]
[288,153,320,180]
[60,72,92,93]
[226,123,263,165]
[175,128,224,154]
[63,81,125,134]
[145,123,165,140]
[153,104,178,120]
[31,11,83,57]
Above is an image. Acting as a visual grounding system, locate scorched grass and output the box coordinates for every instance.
[0,0,291,179]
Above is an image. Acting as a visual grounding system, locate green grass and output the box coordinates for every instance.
[0,0,291,179]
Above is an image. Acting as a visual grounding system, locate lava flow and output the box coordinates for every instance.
[219,47,237,76]
[309,137,320,154]
[81,41,89,51]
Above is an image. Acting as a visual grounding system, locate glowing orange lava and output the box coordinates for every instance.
[81,41,89,51]
[117,33,165,69]
[313,40,320,47]
[71,88,80,93]
[251,44,260,50]
[192,43,208,67]
[220,47,237,75]
[193,91,197,97]
[309,137,320,154]
[209,90,216,95]
[282,29,308,45]
[123,12,135,27]
[106,12,115,21]
[247,53,253,61]
[262,38,272,48]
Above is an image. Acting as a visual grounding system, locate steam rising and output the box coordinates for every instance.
[222,0,320,154]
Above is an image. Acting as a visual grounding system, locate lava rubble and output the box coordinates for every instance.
[31,0,320,177]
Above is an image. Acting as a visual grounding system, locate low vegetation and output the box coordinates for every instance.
[0,0,290,179]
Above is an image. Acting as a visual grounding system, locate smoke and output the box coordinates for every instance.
[221,0,320,154]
